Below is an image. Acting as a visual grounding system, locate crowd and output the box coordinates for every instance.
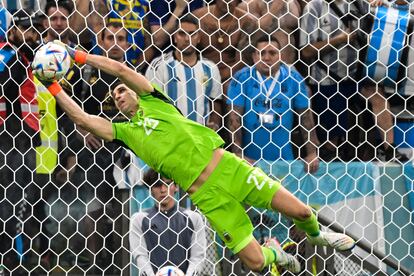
[0,0,412,275]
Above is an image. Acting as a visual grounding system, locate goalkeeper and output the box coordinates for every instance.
[35,42,356,274]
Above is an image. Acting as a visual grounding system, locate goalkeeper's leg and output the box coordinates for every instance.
[270,186,355,251]
[237,237,301,273]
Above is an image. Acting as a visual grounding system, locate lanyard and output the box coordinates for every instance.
[256,70,280,107]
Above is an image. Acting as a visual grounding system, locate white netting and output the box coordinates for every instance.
[0,0,413,275]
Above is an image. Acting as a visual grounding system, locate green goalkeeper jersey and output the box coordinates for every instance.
[112,90,225,191]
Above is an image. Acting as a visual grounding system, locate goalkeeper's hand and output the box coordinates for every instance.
[53,40,76,59]
[53,40,87,64]
[30,62,55,88]
[34,78,62,96]
[37,77,55,88]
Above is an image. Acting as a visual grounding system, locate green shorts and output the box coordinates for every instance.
[189,151,281,253]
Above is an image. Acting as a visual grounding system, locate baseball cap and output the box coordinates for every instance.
[11,9,41,29]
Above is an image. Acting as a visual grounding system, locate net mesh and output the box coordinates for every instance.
[0,0,413,275]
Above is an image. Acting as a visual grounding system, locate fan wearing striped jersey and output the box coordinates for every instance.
[145,14,223,131]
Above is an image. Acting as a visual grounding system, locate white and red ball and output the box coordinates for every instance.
[32,42,71,81]
[155,266,185,276]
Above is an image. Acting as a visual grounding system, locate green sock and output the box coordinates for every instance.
[293,212,320,237]
[261,246,277,269]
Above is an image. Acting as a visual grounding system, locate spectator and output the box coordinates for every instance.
[148,0,204,53]
[227,36,319,274]
[145,14,222,130]
[300,0,407,162]
[0,9,41,273]
[130,169,206,276]
[193,0,257,145]
[362,0,409,161]
[238,0,303,65]
[227,34,319,173]
[67,21,130,272]
[32,2,84,268]
[6,9,41,59]
[42,0,74,45]
[39,0,79,189]
[192,0,257,94]
[76,21,129,123]
[42,0,79,165]
[71,0,152,67]
[299,0,358,161]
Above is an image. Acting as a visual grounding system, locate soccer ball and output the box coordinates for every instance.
[32,42,71,81]
[155,265,185,276]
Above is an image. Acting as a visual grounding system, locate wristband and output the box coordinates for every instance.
[47,82,62,96]
[74,50,88,64]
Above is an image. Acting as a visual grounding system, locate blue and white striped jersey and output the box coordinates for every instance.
[145,52,222,125]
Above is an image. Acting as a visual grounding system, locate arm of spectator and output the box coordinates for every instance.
[207,100,222,131]
[300,3,357,61]
[150,0,188,49]
[238,14,258,49]
[227,105,255,164]
[301,29,356,61]
[238,15,258,66]
[238,0,273,28]
[71,0,89,34]
[71,0,106,43]
[206,65,224,131]
[259,1,286,32]
[136,16,156,69]
[130,213,155,276]
[298,108,320,173]
[369,0,407,7]
[368,0,388,7]
[186,210,207,276]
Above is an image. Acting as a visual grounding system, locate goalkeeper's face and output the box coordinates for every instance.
[112,83,139,117]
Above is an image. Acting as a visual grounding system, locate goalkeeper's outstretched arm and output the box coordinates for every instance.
[57,40,154,95]
[59,88,114,141]
[39,82,114,142]
[84,53,154,95]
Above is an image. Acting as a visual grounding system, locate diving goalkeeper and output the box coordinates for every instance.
[35,42,355,274]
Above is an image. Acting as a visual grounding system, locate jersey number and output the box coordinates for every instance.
[247,169,273,191]
[137,118,159,135]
